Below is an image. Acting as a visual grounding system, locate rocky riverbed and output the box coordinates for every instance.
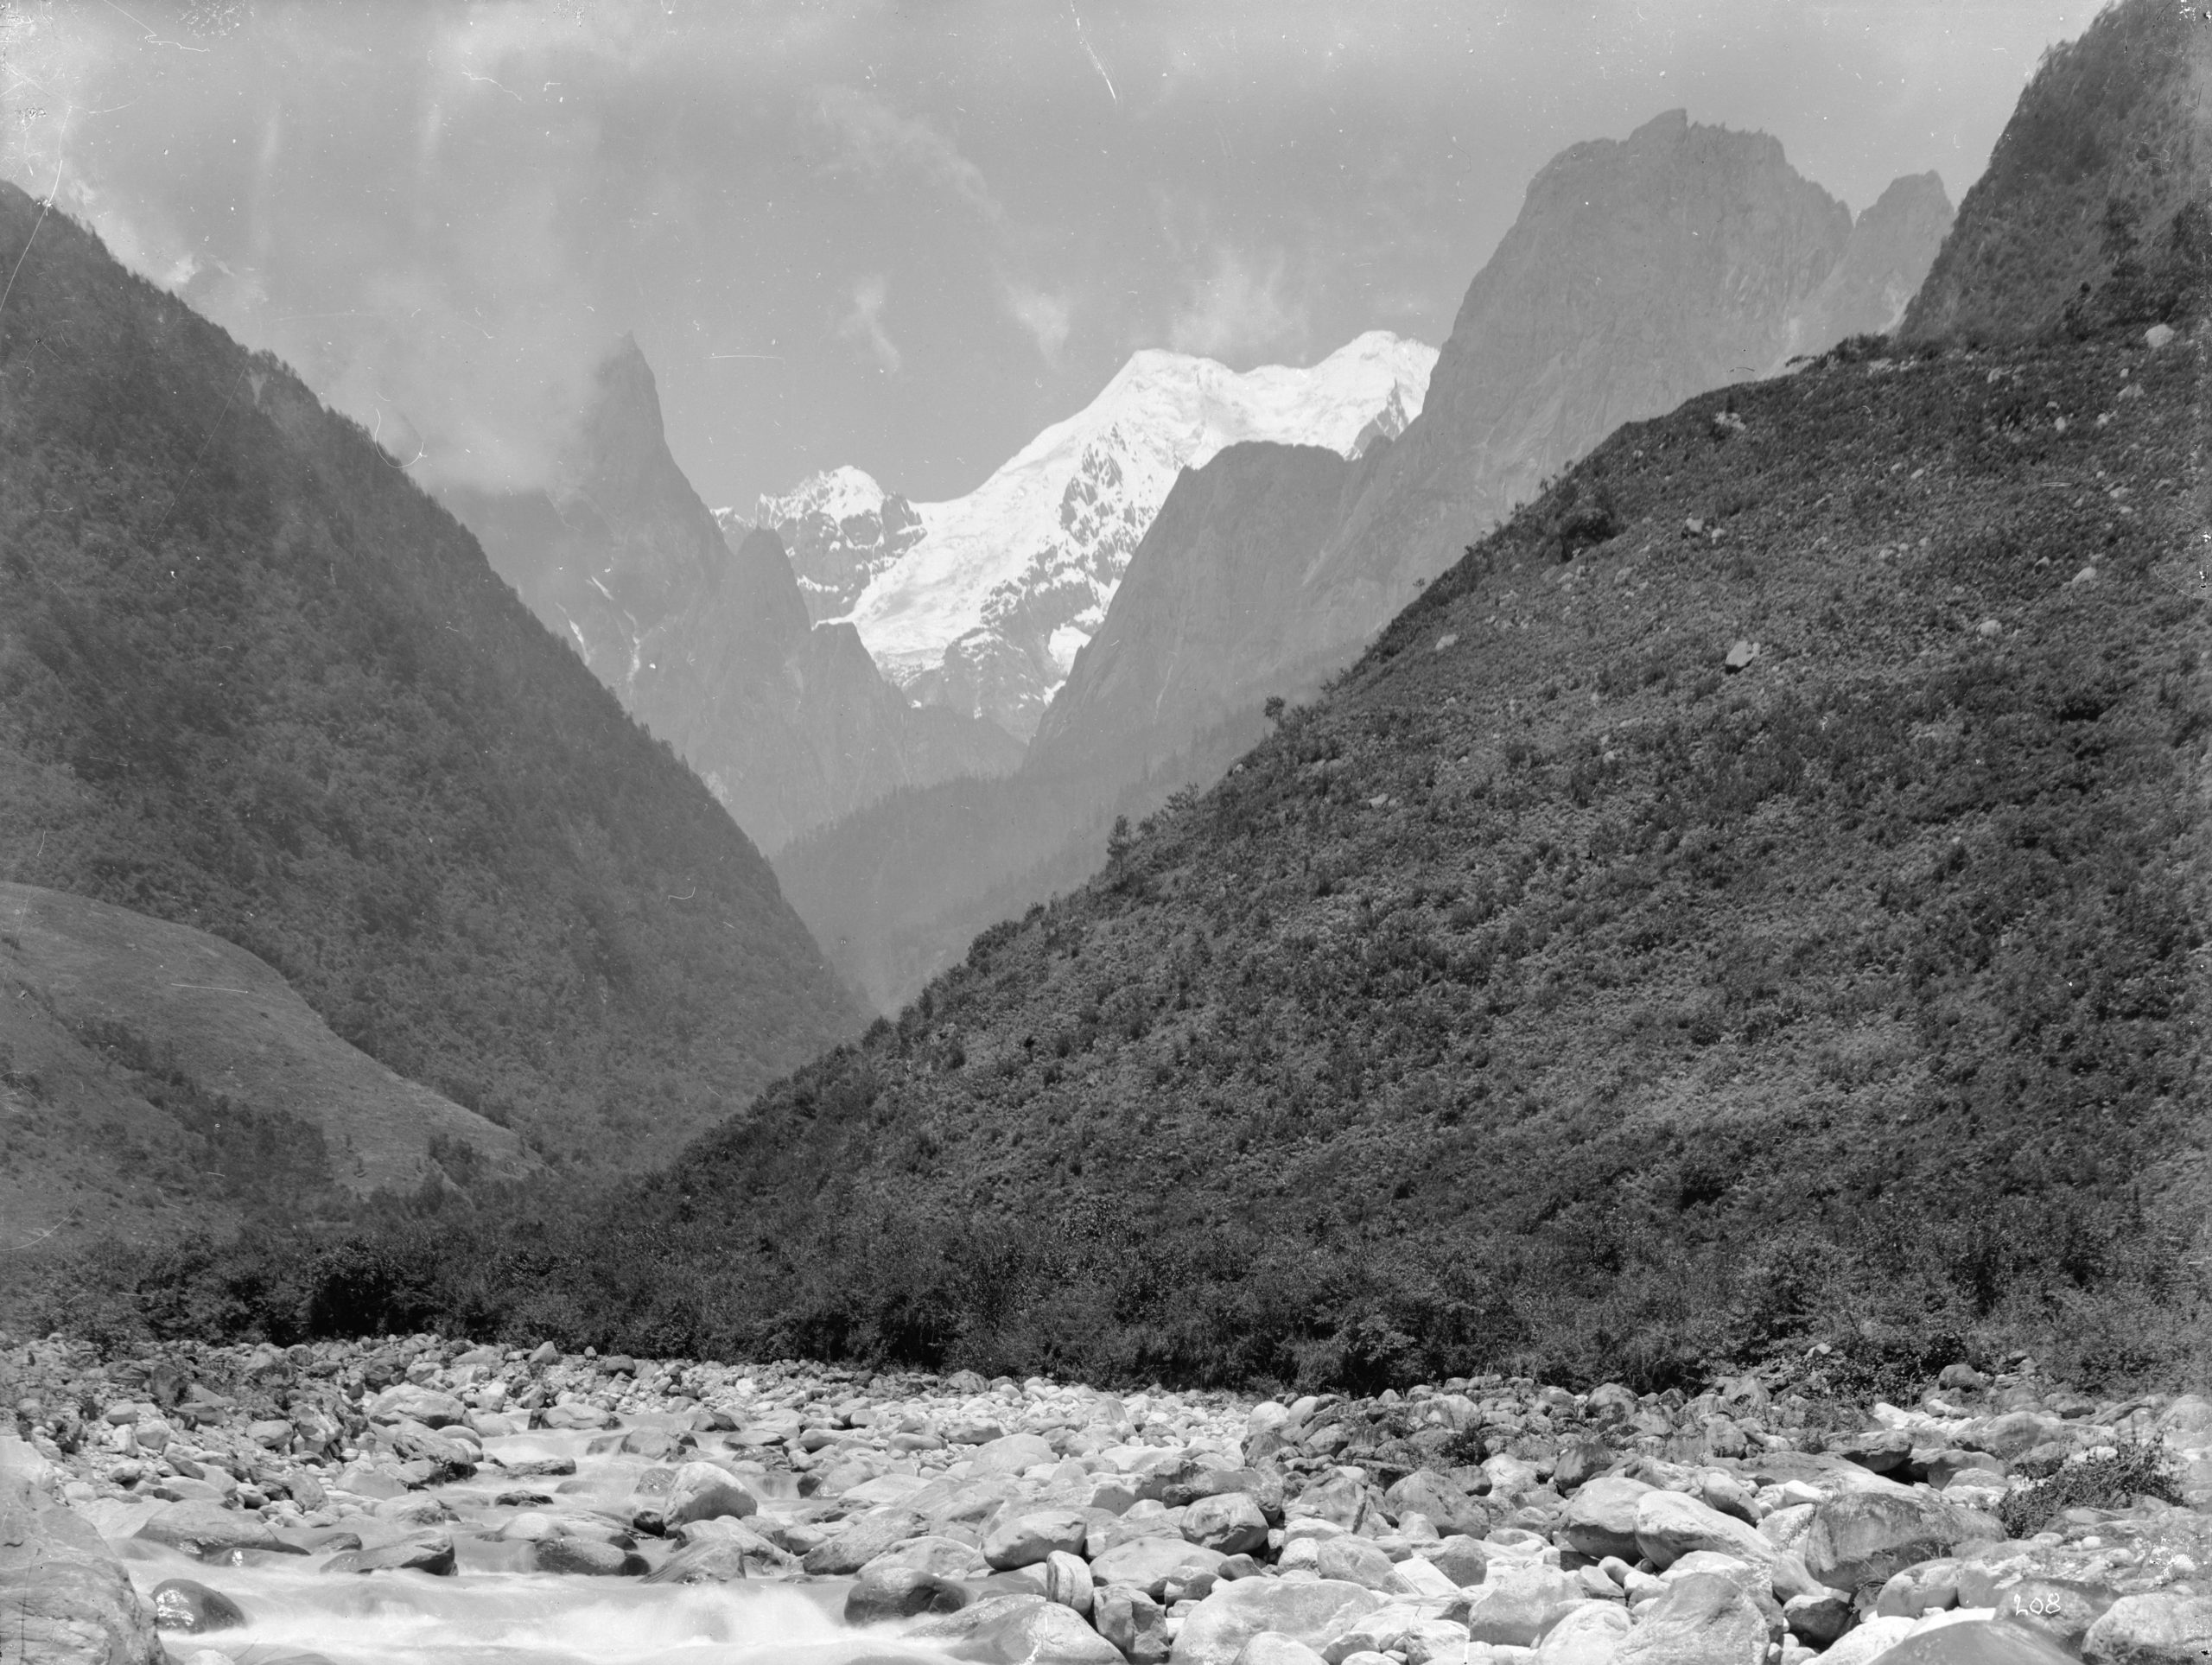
[5,1331,2211,1665]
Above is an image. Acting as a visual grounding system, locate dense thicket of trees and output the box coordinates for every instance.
[0,184,859,1168]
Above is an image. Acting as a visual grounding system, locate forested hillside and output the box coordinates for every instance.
[73,306,2207,1390]
[575,311,2212,1389]
[0,183,861,1172]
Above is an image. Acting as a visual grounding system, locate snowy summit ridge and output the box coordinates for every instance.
[755,330,1436,741]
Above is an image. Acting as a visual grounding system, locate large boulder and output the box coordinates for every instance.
[368,1386,467,1428]
[985,1509,1092,1571]
[664,1462,758,1527]
[944,1596,1125,1665]
[644,1535,790,1585]
[1958,1413,2072,1462]
[1535,1602,1634,1665]
[1169,1579,1386,1665]
[1426,1535,1490,1587]
[1231,1636,1329,1665]
[1096,1586,1171,1665]
[1613,1573,1768,1665]
[862,1535,994,1581]
[1382,1471,1487,1539]
[970,1434,1059,1475]
[334,1531,459,1575]
[1,1436,162,1665]
[2082,1592,2212,1664]
[530,1535,641,1577]
[1459,1566,1586,1649]
[1633,1490,1817,1600]
[846,1566,973,1624]
[1319,1603,1428,1663]
[1558,1476,1652,1561]
[2158,1396,2212,1438]
[1092,1536,1228,1602]
[1869,1617,2080,1664]
[1311,1536,1415,1596]
[1286,1472,1382,1534]
[803,1508,929,1576]
[132,1501,283,1558]
[1184,1492,1271,1556]
[1820,1617,1916,1665]
[387,1420,475,1477]
[148,1579,245,1635]
[1044,1550,1094,1615]
[1798,1492,2002,1598]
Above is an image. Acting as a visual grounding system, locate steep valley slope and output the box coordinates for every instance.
[0,883,525,1245]
[526,306,2212,1389]
[404,0,2212,1376]
[780,118,1955,1016]
[0,184,863,1176]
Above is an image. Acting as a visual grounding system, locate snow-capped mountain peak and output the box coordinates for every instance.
[747,465,924,623]
[764,329,1435,740]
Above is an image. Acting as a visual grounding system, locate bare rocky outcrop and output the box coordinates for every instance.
[0,1435,160,1665]
[446,340,1021,855]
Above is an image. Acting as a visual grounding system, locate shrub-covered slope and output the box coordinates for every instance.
[202,317,2209,1389]
[0,882,525,1245]
[1902,0,2209,343]
[598,321,2211,1389]
[0,184,861,1169]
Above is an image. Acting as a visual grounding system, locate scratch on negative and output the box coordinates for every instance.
[1068,3,1118,105]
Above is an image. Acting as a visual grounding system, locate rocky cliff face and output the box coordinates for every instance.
[447,344,1020,854]
[1903,0,2210,344]
[1780,172,1956,362]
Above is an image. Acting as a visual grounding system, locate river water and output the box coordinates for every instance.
[104,1422,959,1665]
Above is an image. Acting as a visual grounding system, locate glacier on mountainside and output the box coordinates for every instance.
[745,330,1436,741]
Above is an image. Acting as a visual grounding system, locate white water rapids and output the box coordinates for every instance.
[103,1423,961,1665]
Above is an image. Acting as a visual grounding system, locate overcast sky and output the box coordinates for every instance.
[3,0,2103,510]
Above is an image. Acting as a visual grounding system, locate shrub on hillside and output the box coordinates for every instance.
[1997,1436,2183,1537]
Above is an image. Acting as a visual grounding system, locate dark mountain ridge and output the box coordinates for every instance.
[1904,0,2210,343]
[553,308,2210,1392]
[0,184,861,1171]
[781,119,1954,1014]
[145,0,2212,1389]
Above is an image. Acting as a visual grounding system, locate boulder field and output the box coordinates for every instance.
[5,1331,2211,1665]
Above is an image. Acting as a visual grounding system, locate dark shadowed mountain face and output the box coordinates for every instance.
[446,346,1020,855]
[779,114,1954,1016]
[1025,443,1357,790]
[0,184,861,1168]
[1904,0,2210,344]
